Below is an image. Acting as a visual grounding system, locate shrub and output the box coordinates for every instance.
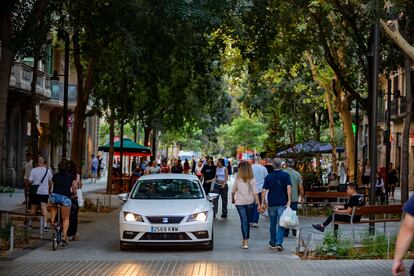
[315,231,353,258]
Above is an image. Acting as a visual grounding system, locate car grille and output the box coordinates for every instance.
[146,216,184,224]
[140,232,191,240]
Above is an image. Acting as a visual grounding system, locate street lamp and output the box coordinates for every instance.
[50,34,69,159]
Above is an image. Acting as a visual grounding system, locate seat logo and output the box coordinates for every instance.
[162,217,169,223]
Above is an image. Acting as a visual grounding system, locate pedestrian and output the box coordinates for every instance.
[171,159,183,173]
[160,160,171,173]
[250,156,268,227]
[361,159,371,185]
[388,162,398,199]
[338,161,347,185]
[375,171,385,204]
[22,152,33,206]
[392,194,414,275]
[68,160,81,241]
[90,154,99,183]
[201,157,216,193]
[261,158,292,251]
[327,173,339,192]
[191,156,196,174]
[97,155,103,179]
[312,183,364,232]
[49,159,76,246]
[232,161,260,249]
[284,159,304,237]
[183,159,190,174]
[264,158,274,174]
[27,155,53,232]
[195,160,204,181]
[213,158,229,218]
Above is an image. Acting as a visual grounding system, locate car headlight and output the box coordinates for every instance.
[124,212,144,222]
[187,212,208,222]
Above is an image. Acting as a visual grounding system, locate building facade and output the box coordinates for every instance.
[4,45,99,188]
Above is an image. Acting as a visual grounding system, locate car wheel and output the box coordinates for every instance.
[120,241,131,251]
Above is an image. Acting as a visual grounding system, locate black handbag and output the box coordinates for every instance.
[30,168,48,195]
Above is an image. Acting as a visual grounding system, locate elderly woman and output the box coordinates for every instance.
[49,159,76,246]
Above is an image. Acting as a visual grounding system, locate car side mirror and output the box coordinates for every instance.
[208,193,219,201]
[118,193,129,202]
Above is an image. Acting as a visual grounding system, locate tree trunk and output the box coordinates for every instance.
[70,28,97,168]
[106,111,115,194]
[119,121,124,175]
[380,20,414,62]
[335,92,355,182]
[151,129,157,161]
[401,55,412,203]
[325,91,338,173]
[144,126,152,147]
[30,55,40,159]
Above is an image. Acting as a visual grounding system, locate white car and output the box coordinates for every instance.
[118,173,217,250]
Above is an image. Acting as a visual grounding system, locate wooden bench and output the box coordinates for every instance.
[303,191,348,214]
[333,204,404,242]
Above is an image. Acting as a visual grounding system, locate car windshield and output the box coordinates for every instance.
[130,179,204,199]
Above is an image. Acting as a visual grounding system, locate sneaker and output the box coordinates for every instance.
[276,245,284,251]
[269,242,277,249]
[251,223,259,228]
[312,224,325,232]
[242,244,248,249]
[221,214,227,218]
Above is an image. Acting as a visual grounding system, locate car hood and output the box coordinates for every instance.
[122,198,211,216]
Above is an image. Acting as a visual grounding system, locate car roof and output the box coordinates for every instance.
[137,173,199,181]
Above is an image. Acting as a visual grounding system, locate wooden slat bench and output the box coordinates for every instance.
[303,191,348,214]
[333,204,404,242]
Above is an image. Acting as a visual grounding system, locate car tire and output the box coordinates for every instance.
[120,241,132,251]
[203,231,214,250]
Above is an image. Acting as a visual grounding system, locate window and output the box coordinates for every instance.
[130,179,203,199]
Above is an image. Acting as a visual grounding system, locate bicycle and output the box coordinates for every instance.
[52,204,66,250]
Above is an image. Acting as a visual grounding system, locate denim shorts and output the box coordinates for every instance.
[49,193,72,207]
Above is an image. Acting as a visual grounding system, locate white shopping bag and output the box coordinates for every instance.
[76,189,84,208]
[279,206,299,229]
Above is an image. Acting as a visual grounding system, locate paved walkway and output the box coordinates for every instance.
[0,177,412,275]
[0,259,411,276]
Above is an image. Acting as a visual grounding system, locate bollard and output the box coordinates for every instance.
[40,216,44,239]
[9,226,14,252]
[97,198,100,213]
[387,232,391,259]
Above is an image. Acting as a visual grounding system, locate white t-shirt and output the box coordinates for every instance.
[251,164,268,191]
[29,167,53,195]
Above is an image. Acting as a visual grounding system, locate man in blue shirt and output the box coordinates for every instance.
[261,158,292,251]
[392,194,414,275]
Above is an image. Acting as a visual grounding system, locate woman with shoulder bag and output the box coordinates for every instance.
[213,158,229,218]
[28,156,53,232]
[232,161,260,249]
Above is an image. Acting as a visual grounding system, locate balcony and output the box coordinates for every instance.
[9,61,51,98]
[390,97,408,119]
[46,81,78,109]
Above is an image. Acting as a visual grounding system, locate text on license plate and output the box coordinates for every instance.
[151,226,179,233]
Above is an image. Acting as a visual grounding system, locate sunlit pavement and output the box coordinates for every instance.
[0,177,412,275]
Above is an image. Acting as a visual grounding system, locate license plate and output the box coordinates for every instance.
[150,226,179,233]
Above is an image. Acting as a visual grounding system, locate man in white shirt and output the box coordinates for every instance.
[250,156,268,227]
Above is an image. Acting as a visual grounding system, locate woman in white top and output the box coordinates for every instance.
[213,159,229,218]
[231,161,260,249]
[28,156,53,231]
[195,160,204,181]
